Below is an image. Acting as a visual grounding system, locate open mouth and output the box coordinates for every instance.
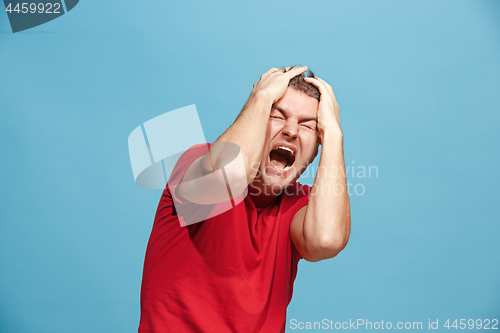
[269,146,296,171]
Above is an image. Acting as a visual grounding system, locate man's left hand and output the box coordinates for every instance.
[304,76,342,143]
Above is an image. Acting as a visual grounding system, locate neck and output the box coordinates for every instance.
[248,179,279,210]
[249,177,279,197]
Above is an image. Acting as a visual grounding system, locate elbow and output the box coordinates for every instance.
[179,154,248,205]
[223,165,249,198]
[212,144,250,198]
[304,233,349,262]
[300,213,351,262]
[322,234,349,256]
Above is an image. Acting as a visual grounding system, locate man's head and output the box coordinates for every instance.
[287,68,321,102]
[252,67,321,196]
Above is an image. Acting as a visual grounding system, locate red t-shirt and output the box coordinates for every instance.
[139,144,311,333]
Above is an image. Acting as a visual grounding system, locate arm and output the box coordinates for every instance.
[178,67,309,204]
[290,77,351,262]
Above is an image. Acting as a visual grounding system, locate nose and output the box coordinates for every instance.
[281,120,298,140]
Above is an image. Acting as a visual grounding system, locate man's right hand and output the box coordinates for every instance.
[178,66,309,206]
[250,66,308,104]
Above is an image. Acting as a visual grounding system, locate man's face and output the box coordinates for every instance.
[252,88,319,195]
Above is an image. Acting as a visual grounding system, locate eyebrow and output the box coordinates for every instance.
[272,106,317,123]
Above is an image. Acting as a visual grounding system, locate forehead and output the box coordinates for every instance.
[272,88,319,120]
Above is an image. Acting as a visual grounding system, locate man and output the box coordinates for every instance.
[139,66,351,332]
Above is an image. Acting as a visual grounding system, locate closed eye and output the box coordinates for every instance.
[300,122,316,130]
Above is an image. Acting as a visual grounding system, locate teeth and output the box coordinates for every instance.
[278,146,294,155]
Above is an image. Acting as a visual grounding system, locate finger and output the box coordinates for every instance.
[303,77,328,96]
[304,77,337,103]
[271,67,293,75]
[308,78,340,122]
[283,66,308,77]
[308,77,332,95]
[266,67,288,78]
[314,77,332,90]
[314,77,336,101]
[262,67,280,78]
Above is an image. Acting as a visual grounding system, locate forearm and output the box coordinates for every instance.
[303,132,351,257]
[214,91,273,183]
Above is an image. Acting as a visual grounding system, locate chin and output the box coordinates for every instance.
[258,167,298,195]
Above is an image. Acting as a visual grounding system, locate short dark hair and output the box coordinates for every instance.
[283,66,320,101]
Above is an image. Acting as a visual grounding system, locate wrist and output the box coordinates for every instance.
[250,89,274,106]
[319,125,343,144]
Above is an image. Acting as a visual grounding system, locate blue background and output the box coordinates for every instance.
[1,0,499,332]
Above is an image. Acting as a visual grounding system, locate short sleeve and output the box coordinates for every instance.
[166,143,211,206]
[164,143,239,227]
[161,143,217,227]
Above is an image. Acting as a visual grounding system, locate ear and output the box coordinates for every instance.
[309,142,319,164]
